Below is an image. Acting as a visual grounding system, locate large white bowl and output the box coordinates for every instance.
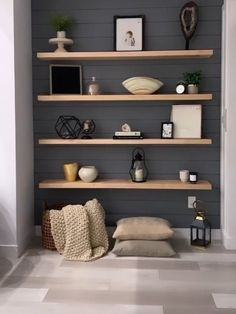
[122,76,164,95]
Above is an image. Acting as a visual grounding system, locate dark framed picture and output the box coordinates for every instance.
[114,15,145,51]
[161,122,174,139]
[50,64,82,95]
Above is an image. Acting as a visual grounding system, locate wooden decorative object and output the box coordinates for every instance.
[180,1,198,50]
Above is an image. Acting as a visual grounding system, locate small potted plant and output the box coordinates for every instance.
[49,14,74,52]
[183,71,202,94]
[50,14,74,38]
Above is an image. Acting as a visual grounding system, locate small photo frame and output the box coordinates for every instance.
[50,64,82,95]
[114,15,145,51]
[161,122,174,139]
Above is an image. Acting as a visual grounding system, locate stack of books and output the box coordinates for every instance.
[113,131,143,139]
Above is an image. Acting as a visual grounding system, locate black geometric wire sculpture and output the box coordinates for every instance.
[55,116,81,139]
[80,119,96,139]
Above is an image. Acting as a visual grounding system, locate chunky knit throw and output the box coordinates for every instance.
[50,199,109,261]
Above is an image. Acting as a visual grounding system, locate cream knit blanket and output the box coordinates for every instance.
[50,199,109,261]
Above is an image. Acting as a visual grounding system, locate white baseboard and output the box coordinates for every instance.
[0,245,18,262]
[35,225,222,241]
[221,230,236,249]
[17,227,34,257]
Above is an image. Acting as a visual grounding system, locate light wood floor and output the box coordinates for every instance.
[0,239,236,313]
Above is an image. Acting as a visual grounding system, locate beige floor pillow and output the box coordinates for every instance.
[112,239,176,257]
[112,217,174,240]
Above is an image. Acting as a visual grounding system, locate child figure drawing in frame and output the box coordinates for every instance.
[125,31,135,47]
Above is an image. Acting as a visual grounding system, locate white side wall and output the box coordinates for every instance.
[0,0,34,258]
[0,0,17,258]
[221,0,236,249]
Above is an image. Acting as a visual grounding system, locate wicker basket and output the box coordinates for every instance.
[41,201,64,250]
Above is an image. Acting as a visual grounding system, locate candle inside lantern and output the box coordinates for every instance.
[135,169,144,182]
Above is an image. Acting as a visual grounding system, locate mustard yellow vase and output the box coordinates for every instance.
[63,162,79,181]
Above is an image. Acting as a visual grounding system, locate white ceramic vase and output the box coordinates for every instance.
[79,166,98,183]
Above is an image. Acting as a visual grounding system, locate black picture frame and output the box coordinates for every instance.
[50,64,83,95]
[161,122,174,139]
[114,15,145,51]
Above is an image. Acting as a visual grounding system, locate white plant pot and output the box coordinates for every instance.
[79,166,98,183]
[187,84,199,94]
[57,31,66,38]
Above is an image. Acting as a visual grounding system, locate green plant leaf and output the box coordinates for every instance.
[183,71,202,86]
[49,14,74,32]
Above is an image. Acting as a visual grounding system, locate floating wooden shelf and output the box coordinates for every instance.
[37,50,214,61]
[37,93,213,102]
[39,179,212,190]
[38,138,212,145]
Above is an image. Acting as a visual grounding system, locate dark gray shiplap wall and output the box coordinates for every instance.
[32,0,222,227]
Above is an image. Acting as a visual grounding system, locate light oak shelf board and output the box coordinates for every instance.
[38,138,212,145]
[37,50,214,61]
[37,93,213,102]
[39,179,212,190]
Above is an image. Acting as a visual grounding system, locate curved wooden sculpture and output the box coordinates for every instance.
[180,1,198,50]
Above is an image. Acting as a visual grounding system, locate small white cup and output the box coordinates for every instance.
[179,170,189,182]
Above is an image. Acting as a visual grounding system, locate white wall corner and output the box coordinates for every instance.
[221,0,236,250]
[0,0,34,258]
[0,0,17,250]
[14,0,34,256]
[221,229,236,250]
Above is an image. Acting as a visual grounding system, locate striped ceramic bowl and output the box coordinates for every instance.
[122,76,164,95]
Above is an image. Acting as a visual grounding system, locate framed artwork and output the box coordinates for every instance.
[170,104,202,138]
[114,15,145,51]
[161,122,174,139]
[50,64,82,95]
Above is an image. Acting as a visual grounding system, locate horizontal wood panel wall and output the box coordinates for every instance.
[32,0,223,227]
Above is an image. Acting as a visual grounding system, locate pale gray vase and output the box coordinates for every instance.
[187,84,199,94]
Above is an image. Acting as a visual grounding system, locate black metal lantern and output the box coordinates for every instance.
[190,200,211,247]
[129,147,148,182]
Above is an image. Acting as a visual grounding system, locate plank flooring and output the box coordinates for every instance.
[1,239,236,313]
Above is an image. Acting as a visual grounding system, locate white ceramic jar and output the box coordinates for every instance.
[179,170,189,182]
[78,166,98,183]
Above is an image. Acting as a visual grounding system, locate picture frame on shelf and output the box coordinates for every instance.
[170,104,202,138]
[50,64,82,95]
[114,15,145,51]
[161,122,174,139]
